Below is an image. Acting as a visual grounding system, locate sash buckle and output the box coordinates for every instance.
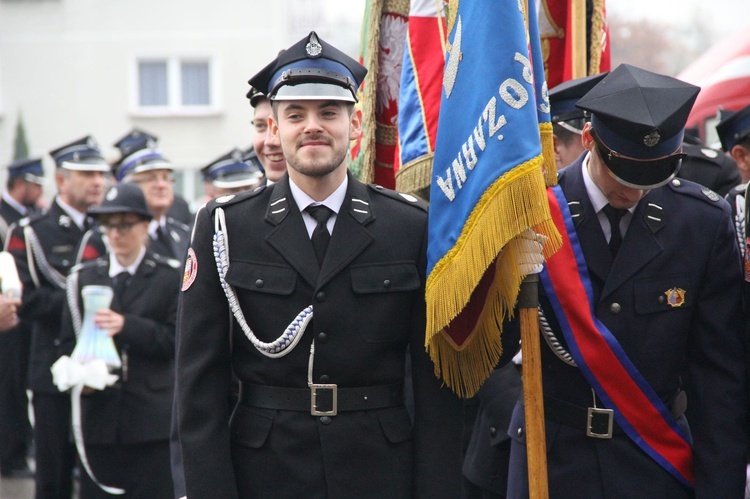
[586,407,614,438]
[310,384,337,416]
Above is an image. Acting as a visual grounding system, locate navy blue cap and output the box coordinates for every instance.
[549,72,608,125]
[577,64,699,188]
[49,136,109,172]
[716,104,750,152]
[88,182,152,220]
[242,147,265,175]
[201,148,264,189]
[113,128,158,159]
[248,31,367,103]
[112,129,172,182]
[245,86,267,108]
[7,157,45,184]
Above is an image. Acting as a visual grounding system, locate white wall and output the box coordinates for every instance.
[0,0,363,202]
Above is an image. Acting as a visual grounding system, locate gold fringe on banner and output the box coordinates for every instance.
[588,0,605,75]
[425,158,561,397]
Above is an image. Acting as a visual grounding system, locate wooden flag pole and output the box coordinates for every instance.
[519,274,549,498]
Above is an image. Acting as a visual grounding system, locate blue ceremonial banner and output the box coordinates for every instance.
[425,0,561,397]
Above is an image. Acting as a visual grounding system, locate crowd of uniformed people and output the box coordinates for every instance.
[0,27,749,499]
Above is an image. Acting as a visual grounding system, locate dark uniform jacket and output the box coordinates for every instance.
[149,217,190,261]
[59,252,180,444]
[6,199,95,393]
[506,158,748,498]
[177,173,464,499]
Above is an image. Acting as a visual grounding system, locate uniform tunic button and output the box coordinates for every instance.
[517,427,523,437]
[383,279,392,289]
[319,416,332,425]
[255,279,264,288]
[609,303,622,314]
[318,332,328,343]
[489,426,497,437]
[657,295,666,304]
[316,291,326,302]
[319,374,330,382]
[62,259,70,267]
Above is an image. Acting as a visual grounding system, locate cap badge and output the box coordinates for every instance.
[643,130,661,147]
[664,287,686,308]
[146,138,157,149]
[306,33,323,58]
[87,137,98,149]
[106,187,118,201]
[232,150,243,162]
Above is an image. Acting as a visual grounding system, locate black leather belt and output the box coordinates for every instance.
[543,391,686,439]
[239,382,404,417]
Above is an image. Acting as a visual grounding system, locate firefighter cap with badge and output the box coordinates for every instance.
[549,72,608,134]
[576,64,700,189]
[111,128,172,182]
[49,136,110,172]
[247,31,367,103]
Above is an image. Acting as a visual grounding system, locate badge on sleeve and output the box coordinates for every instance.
[182,248,198,291]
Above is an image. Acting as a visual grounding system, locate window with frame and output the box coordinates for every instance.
[134,57,217,115]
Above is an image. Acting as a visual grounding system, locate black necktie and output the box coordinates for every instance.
[306,205,333,266]
[112,271,131,297]
[602,204,627,257]
[156,226,173,257]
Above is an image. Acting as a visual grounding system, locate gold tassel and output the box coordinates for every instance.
[588,0,605,76]
[426,157,562,397]
[358,0,384,184]
[540,122,557,187]
[395,153,434,199]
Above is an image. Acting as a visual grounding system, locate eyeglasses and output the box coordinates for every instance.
[132,172,175,185]
[99,220,143,234]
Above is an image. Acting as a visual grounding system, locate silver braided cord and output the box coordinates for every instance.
[25,225,67,289]
[538,306,577,367]
[734,193,745,259]
[213,207,312,358]
[66,269,82,339]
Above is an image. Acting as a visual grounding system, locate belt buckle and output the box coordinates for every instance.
[586,407,614,439]
[310,384,337,416]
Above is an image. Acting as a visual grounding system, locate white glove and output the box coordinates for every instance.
[51,356,119,392]
[516,228,547,275]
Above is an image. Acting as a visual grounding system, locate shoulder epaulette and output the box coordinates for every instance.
[205,184,267,213]
[668,178,726,208]
[152,252,182,269]
[367,184,428,212]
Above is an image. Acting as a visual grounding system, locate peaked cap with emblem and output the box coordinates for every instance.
[49,136,110,172]
[201,148,264,189]
[88,182,152,220]
[7,157,45,184]
[716,104,750,152]
[577,64,700,188]
[549,72,608,126]
[111,128,172,181]
[247,31,367,103]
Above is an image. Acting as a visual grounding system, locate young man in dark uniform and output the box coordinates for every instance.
[6,136,109,498]
[176,32,463,499]
[505,65,748,498]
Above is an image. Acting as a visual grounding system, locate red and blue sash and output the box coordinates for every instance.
[540,185,694,487]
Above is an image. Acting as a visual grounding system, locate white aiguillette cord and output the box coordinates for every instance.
[71,384,125,495]
[51,356,123,495]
